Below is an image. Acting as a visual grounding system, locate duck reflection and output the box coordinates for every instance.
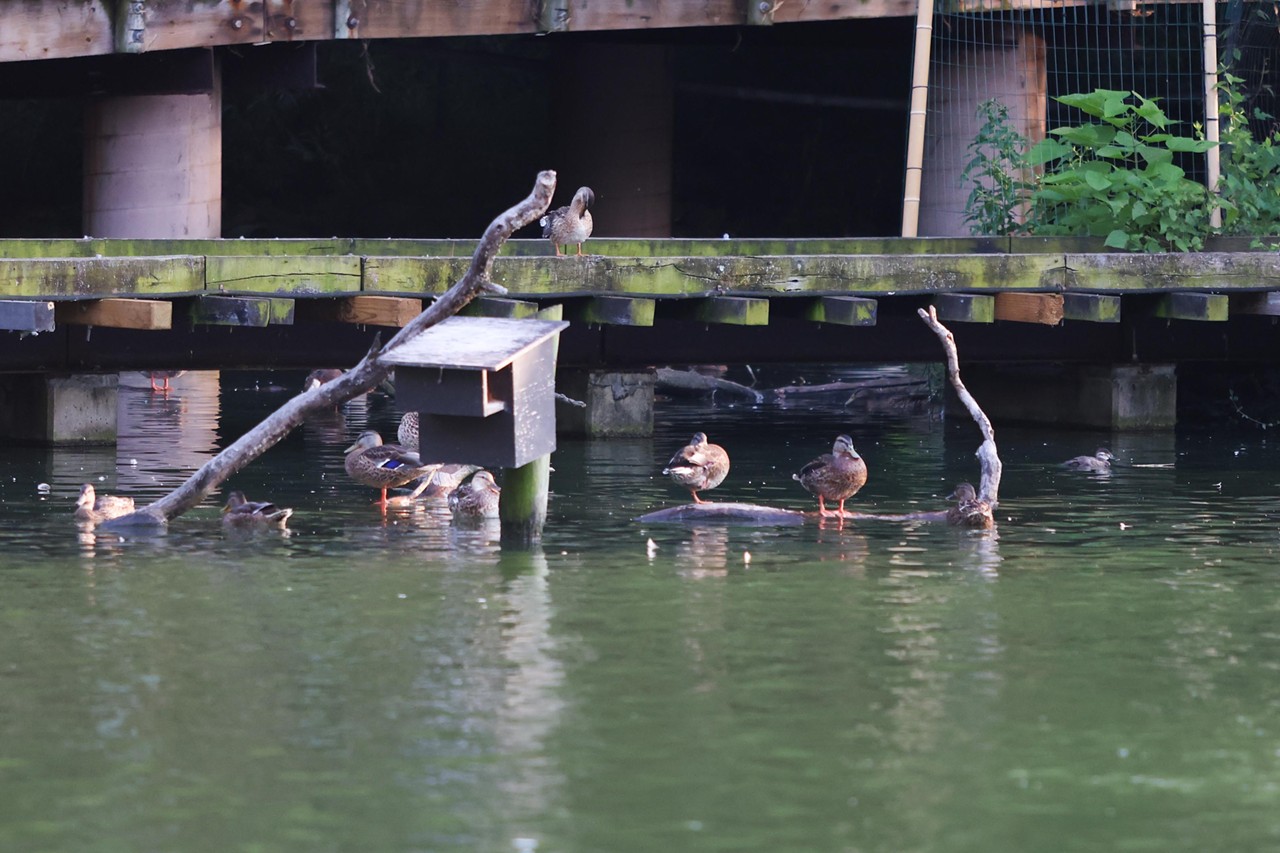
[675,525,732,578]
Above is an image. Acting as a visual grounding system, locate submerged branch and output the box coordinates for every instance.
[103,171,558,529]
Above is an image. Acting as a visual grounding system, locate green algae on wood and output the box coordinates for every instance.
[206,256,361,295]
[0,256,203,298]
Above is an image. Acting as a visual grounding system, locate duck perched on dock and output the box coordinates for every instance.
[946,482,993,529]
[793,434,868,517]
[539,186,594,256]
[448,470,501,520]
[344,430,439,506]
[1062,448,1114,472]
[74,483,134,524]
[663,432,730,503]
[222,491,293,529]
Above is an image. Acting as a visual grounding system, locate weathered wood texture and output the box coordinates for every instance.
[933,293,995,324]
[994,292,1063,325]
[0,0,113,61]
[0,300,54,332]
[460,297,540,319]
[804,296,877,326]
[0,256,204,298]
[189,295,294,326]
[1062,293,1121,323]
[1155,292,1229,322]
[55,298,173,330]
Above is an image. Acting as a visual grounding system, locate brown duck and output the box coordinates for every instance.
[74,483,135,524]
[793,434,867,517]
[1062,448,1114,472]
[222,490,294,529]
[448,470,501,520]
[539,186,595,256]
[945,482,993,529]
[344,430,439,506]
[662,432,730,503]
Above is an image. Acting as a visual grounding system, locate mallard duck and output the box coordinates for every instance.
[663,432,730,503]
[946,482,992,528]
[1062,448,1114,472]
[74,483,135,524]
[221,490,293,528]
[397,411,419,451]
[148,370,187,392]
[344,430,439,506]
[303,368,344,392]
[793,434,868,517]
[448,470,501,520]
[539,186,595,256]
[421,463,483,499]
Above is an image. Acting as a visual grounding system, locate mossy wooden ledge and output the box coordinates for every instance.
[205,255,362,295]
[1064,252,1280,292]
[0,256,204,299]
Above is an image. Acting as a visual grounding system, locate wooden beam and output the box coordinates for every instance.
[748,0,777,25]
[1155,293,1228,322]
[190,296,273,327]
[460,297,540,319]
[1230,292,1280,317]
[308,295,424,327]
[803,296,877,326]
[55,298,173,330]
[0,301,55,333]
[1062,293,1121,323]
[0,4,113,62]
[572,296,656,326]
[933,294,995,324]
[689,297,769,326]
[205,255,361,295]
[0,256,203,299]
[994,293,1063,325]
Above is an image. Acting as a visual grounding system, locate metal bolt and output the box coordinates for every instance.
[286,17,297,29]
[758,1,770,11]
[231,17,243,28]
[347,15,359,28]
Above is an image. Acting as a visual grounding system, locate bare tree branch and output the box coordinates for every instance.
[104,171,558,529]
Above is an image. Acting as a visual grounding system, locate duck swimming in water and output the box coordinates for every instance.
[662,432,730,503]
[539,186,594,256]
[945,482,993,529]
[448,470,501,520]
[793,434,868,517]
[344,430,439,506]
[222,491,293,529]
[1062,448,1114,472]
[74,483,134,524]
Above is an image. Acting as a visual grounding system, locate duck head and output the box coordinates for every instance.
[948,482,978,502]
[471,470,499,491]
[689,432,708,447]
[222,490,248,513]
[833,434,860,459]
[573,186,595,211]
[1095,448,1114,463]
[345,430,384,454]
[77,484,96,510]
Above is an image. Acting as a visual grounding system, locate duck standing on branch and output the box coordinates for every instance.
[222,490,294,529]
[448,470,501,520]
[793,434,868,517]
[539,186,594,256]
[945,482,993,529]
[663,432,730,504]
[343,430,438,507]
[74,483,135,525]
[1062,448,1114,473]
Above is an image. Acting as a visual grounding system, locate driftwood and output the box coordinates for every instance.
[655,367,764,403]
[103,171,558,529]
[640,307,999,528]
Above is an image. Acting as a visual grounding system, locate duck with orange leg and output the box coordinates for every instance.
[662,432,730,504]
[343,430,439,508]
[793,434,867,518]
[539,186,594,256]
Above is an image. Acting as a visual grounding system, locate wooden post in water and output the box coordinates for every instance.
[500,454,552,547]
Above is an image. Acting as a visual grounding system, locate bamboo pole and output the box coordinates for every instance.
[901,0,936,237]
[1203,0,1221,229]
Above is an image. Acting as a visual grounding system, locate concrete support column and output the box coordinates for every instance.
[919,26,1046,236]
[558,369,655,437]
[552,43,673,236]
[957,364,1177,430]
[83,77,222,238]
[0,374,118,445]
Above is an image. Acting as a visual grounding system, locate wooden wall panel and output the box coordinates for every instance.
[0,0,113,62]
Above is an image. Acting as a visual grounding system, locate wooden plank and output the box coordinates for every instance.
[933,294,995,324]
[994,292,1063,325]
[1229,292,1280,317]
[0,2,114,62]
[0,300,55,333]
[573,296,656,326]
[313,295,425,327]
[205,255,362,295]
[1063,293,1122,323]
[748,0,777,25]
[129,0,262,52]
[1065,253,1280,292]
[460,297,541,319]
[190,295,273,327]
[803,296,877,326]
[1155,293,1229,322]
[337,0,539,39]
[54,298,173,330]
[690,296,769,326]
[266,298,296,325]
[0,256,204,298]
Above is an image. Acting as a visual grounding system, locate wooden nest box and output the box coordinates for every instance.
[382,315,570,469]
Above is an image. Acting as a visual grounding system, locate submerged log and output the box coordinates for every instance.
[655,367,764,403]
[637,502,805,525]
[103,171,558,529]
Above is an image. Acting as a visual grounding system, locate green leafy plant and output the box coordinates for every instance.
[1026,89,1216,252]
[961,99,1033,236]
[1215,68,1280,238]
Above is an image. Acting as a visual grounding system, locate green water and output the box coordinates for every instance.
[2,371,1280,852]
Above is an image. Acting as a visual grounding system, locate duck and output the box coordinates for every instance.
[793,434,868,517]
[74,483,135,524]
[1062,448,1114,472]
[448,470,501,520]
[662,432,730,503]
[539,186,595,256]
[222,490,293,529]
[303,368,344,392]
[945,482,993,529]
[343,430,439,506]
[148,370,187,392]
[421,463,483,499]
[397,411,419,452]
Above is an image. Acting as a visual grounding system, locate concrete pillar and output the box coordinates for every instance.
[558,369,655,437]
[0,374,118,445]
[552,43,673,236]
[83,76,222,237]
[919,26,1046,236]
[957,364,1177,430]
